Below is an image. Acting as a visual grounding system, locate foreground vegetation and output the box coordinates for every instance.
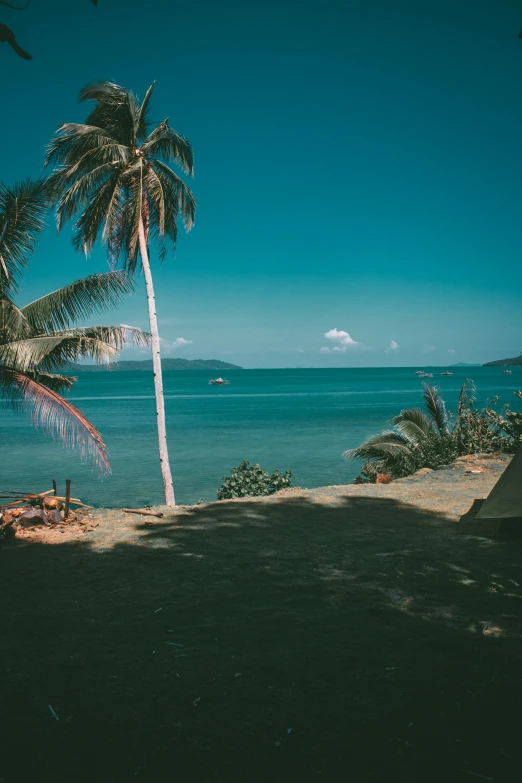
[217,460,293,499]
[345,380,522,482]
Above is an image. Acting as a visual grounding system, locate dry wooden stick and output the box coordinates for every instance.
[122,508,164,518]
[0,499,26,509]
[0,489,54,498]
[50,496,87,506]
[64,479,71,520]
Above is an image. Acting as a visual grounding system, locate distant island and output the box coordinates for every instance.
[484,355,522,367]
[450,362,482,367]
[65,359,242,372]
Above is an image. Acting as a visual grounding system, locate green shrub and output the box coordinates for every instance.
[346,381,522,483]
[217,460,293,500]
[484,391,522,454]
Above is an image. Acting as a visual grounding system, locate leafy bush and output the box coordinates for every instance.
[484,391,522,454]
[217,460,293,500]
[345,381,521,482]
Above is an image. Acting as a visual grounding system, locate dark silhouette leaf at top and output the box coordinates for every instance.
[0,22,32,59]
[0,1,31,9]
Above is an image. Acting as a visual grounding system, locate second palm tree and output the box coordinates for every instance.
[46,82,196,505]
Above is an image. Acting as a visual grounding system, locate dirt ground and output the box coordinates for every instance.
[1,454,521,782]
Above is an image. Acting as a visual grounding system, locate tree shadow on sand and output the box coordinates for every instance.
[1,493,522,782]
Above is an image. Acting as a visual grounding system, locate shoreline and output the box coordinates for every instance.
[12,453,511,547]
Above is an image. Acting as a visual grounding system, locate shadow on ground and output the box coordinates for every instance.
[1,494,521,782]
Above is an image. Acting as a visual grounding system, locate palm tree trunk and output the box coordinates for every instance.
[138,218,175,506]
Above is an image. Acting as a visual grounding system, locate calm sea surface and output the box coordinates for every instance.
[1,366,520,507]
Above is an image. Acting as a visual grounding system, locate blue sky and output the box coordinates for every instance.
[2,0,521,367]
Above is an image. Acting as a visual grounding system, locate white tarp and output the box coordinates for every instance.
[476,449,522,519]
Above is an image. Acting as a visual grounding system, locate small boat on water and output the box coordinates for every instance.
[209,377,230,385]
[414,370,424,375]
[441,371,453,376]
[502,370,512,374]
[418,372,433,378]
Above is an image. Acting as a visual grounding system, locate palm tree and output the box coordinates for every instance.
[1,178,148,472]
[45,81,196,505]
[343,382,455,474]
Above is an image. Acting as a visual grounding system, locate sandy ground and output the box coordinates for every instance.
[13,453,511,549]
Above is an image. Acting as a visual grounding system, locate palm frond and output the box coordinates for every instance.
[0,333,119,372]
[1,294,29,340]
[422,382,449,434]
[79,81,129,104]
[20,271,136,333]
[63,143,130,179]
[153,160,196,232]
[71,172,122,256]
[343,430,411,461]
[391,407,433,443]
[80,81,136,146]
[28,370,76,394]
[136,82,155,141]
[55,163,117,231]
[0,179,49,294]
[44,124,121,168]
[142,122,194,175]
[0,366,110,474]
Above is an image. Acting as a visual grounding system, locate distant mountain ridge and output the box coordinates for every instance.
[65,359,242,372]
[484,355,522,367]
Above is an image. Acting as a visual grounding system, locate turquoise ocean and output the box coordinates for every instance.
[1,366,520,507]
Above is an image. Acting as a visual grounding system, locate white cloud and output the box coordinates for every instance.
[448,349,456,354]
[298,348,304,353]
[323,328,360,352]
[385,340,399,353]
[160,336,193,354]
[320,346,331,354]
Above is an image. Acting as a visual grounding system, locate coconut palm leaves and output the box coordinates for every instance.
[344,431,412,462]
[1,178,149,473]
[45,81,196,268]
[0,178,48,294]
[1,271,148,473]
[344,382,448,464]
[45,81,197,505]
[422,383,449,434]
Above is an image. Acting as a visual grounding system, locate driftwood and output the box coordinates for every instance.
[0,490,54,499]
[122,508,164,519]
[0,494,85,507]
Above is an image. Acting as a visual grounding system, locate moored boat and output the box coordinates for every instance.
[209,377,230,385]
[441,371,453,376]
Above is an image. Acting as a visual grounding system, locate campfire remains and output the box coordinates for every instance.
[0,480,92,540]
